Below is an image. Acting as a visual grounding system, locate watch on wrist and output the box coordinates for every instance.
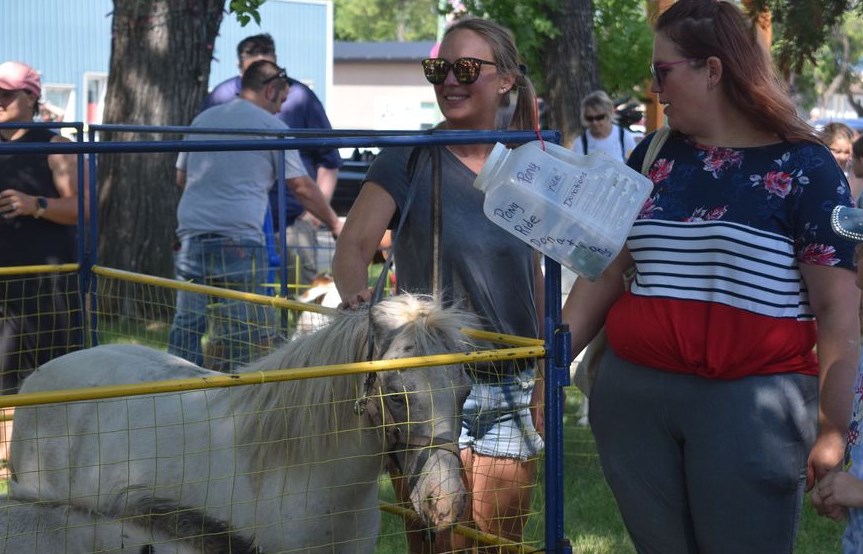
[34,197,47,219]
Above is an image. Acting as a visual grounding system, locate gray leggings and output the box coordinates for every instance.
[590,349,817,554]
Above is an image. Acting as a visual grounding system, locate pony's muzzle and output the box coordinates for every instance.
[408,449,467,530]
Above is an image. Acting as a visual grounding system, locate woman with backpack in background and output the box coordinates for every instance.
[571,89,638,161]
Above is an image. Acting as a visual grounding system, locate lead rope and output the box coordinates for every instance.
[532,89,545,151]
[355,147,428,416]
[431,146,442,298]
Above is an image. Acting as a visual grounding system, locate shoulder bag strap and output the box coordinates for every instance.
[618,125,626,161]
[641,126,670,175]
[623,126,671,288]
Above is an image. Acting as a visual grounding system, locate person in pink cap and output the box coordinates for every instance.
[0,60,88,395]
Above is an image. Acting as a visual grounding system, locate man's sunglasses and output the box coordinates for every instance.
[649,58,699,90]
[263,69,290,85]
[584,114,608,123]
[421,57,497,85]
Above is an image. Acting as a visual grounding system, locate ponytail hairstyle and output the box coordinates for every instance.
[655,0,818,143]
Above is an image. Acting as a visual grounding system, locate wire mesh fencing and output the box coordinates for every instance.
[0,126,566,552]
[0,268,544,553]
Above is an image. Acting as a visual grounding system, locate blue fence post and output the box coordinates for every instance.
[544,258,573,554]
[277,151,289,335]
[73,122,90,348]
[86,126,100,347]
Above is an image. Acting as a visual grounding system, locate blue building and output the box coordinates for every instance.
[0,0,333,125]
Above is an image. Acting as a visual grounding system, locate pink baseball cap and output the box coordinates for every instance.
[0,61,41,96]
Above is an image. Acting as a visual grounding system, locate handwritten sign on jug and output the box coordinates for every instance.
[474,141,652,280]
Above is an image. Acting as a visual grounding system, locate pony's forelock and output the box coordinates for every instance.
[371,294,478,356]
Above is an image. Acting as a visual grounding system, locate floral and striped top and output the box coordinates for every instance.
[606,131,855,379]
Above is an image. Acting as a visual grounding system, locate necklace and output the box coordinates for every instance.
[447,143,492,161]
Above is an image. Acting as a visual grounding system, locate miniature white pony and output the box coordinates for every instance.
[10,294,476,553]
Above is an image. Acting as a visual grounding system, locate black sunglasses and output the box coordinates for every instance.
[0,90,20,101]
[421,57,497,85]
[584,114,608,123]
[263,69,289,85]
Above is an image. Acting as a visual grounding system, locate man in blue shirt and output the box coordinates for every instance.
[201,33,342,293]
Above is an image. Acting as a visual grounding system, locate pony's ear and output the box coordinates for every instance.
[369,305,403,357]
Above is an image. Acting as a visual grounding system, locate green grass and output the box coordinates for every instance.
[376,387,845,553]
[95,316,171,349]
[561,425,635,554]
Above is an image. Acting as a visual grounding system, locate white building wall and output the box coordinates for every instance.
[330,64,442,130]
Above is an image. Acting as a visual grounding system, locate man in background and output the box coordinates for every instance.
[173,60,341,371]
[202,34,342,294]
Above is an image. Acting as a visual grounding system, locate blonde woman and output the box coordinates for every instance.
[334,17,543,552]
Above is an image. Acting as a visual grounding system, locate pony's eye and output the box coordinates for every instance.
[385,389,408,405]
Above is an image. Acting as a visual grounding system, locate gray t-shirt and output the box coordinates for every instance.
[176,98,307,243]
[365,146,539,376]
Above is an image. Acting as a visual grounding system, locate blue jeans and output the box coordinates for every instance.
[284,218,319,293]
[168,235,275,371]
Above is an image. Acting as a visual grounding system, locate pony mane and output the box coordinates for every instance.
[229,293,477,473]
[369,294,479,358]
[229,307,371,471]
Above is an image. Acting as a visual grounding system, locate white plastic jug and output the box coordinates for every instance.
[474,140,653,280]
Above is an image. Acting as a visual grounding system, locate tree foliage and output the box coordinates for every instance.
[790,12,863,116]
[229,0,266,26]
[593,0,652,100]
[333,0,439,41]
[744,0,858,73]
[330,0,652,143]
[448,0,652,145]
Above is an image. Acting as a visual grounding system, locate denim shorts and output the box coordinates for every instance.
[458,367,545,460]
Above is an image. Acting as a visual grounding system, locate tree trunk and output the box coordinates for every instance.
[99,0,225,283]
[541,0,599,149]
[846,90,863,117]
